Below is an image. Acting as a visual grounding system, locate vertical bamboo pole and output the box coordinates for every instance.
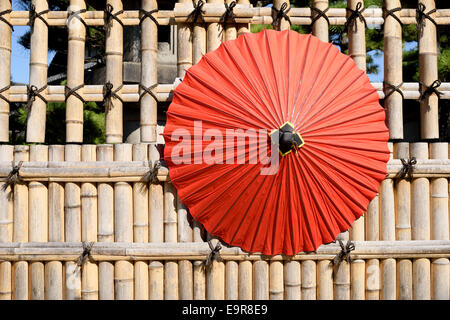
[0,145,13,299]
[366,259,380,300]
[193,260,206,300]
[29,145,48,300]
[140,0,158,142]
[269,260,284,300]
[105,0,124,143]
[430,143,449,240]
[133,144,149,300]
[96,144,114,300]
[236,0,250,36]
[317,260,333,300]
[384,0,403,139]
[48,145,65,242]
[365,195,379,241]
[238,260,252,299]
[311,0,328,42]
[207,0,223,52]
[381,258,396,300]
[193,1,206,65]
[165,261,179,300]
[301,260,316,300]
[12,146,29,300]
[413,258,431,300]
[26,0,49,143]
[224,0,237,41]
[177,194,193,300]
[148,144,164,299]
[64,144,81,300]
[225,261,238,300]
[284,261,300,300]
[380,179,395,241]
[206,244,225,300]
[347,0,366,71]
[45,261,62,300]
[418,0,438,139]
[80,145,98,300]
[397,259,412,300]
[394,143,411,240]
[411,143,430,240]
[66,0,86,142]
[253,261,269,300]
[334,261,350,300]
[273,0,291,31]
[0,0,11,142]
[164,180,178,300]
[114,144,133,300]
[431,259,449,300]
[351,260,365,300]
[177,0,193,78]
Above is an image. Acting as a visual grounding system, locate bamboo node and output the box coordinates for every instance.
[396,158,417,181]
[310,6,330,27]
[219,1,237,30]
[416,3,437,38]
[202,240,223,270]
[419,80,442,102]
[29,4,50,29]
[26,84,48,111]
[103,81,123,111]
[0,85,11,104]
[1,161,23,193]
[272,2,291,31]
[139,8,159,27]
[187,0,206,25]
[75,241,95,272]
[0,9,13,31]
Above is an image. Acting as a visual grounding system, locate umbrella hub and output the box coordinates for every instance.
[270,122,305,156]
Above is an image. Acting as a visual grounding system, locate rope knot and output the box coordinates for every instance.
[332,239,355,268]
[104,4,124,32]
[383,81,404,100]
[187,0,206,24]
[383,6,403,27]
[220,1,237,29]
[419,80,442,102]
[397,157,417,181]
[310,6,330,27]
[0,85,11,104]
[345,1,366,33]
[29,4,49,29]
[272,2,291,31]
[139,8,159,27]
[142,160,161,184]
[203,240,223,270]
[103,81,123,111]
[75,241,95,270]
[26,84,48,111]
[416,3,437,38]
[2,161,23,192]
[0,9,14,31]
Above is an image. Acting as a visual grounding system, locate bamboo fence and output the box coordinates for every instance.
[0,0,448,300]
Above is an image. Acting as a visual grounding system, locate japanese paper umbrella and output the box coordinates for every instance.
[163,29,389,256]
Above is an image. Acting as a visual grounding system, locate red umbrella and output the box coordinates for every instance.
[163,29,389,256]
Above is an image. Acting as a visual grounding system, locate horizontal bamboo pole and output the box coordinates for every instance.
[7,8,450,26]
[0,241,448,262]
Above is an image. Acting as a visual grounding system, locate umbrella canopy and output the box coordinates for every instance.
[163,29,389,256]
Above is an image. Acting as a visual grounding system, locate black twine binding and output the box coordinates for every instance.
[29,4,50,29]
[187,0,206,24]
[0,9,14,31]
[26,84,48,110]
[65,84,86,104]
[219,1,237,29]
[104,4,124,32]
[344,2,367,33]
[383,6,403,27]
[419,80,442,102]
[397,157,417,181]
[0,85,11,104]
[332,239,355,270]
[139,8,159,27]
[67,8,88,29]
[142,160,161,184]
[416,3,437,39]
[103,81,123,111]
[1,161,23,192]
[272,2,291,31]
[139,83,158,103]
[310,6,330,27]
[75,241,95,271]
[202,240,223,269]
[383,81,404,100]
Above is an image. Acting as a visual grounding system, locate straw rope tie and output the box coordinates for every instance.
[187,0,206,24]
[397,157,417,181]
[310,6,330,26]
[383,81,404,100]
[1,161,23,192]
[0,9,14,31]
[75,241,95,270]
[219,1,237,29]
[332,239,355,269]
[104,4,124,32]
[416,3,437,38]
[344,2,366,33]
[26,84,48,110]
[272,2,291,31]
[65,84,86,104]
[103,81,123,111]
[139,8,159,27]
[67,8,88,29]
[0,85,11,104]
[383,6,403,26]
[142,160,161,184]
[139,83,158,103]
[419,80,442,102]
[29,4,50,29]
[203,240,223,269]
